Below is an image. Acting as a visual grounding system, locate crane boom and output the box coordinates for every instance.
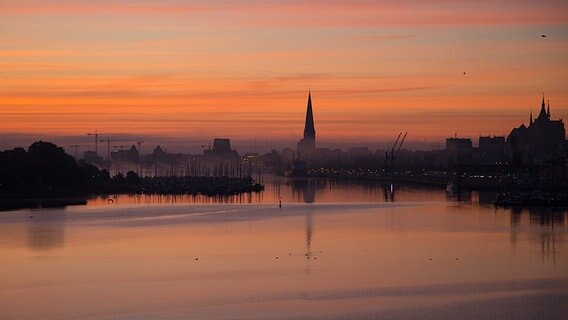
[390,132,402,158]
[384,131,408,173]
[392,132,408,161]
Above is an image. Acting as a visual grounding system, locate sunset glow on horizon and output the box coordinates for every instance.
[1,0,568,150]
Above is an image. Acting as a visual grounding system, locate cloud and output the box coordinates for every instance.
[320,86,445,96]
[355,34,417,43]
[1,1,567,27]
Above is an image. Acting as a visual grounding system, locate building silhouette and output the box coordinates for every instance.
[508,96,565,165]
[297,91,316,156]
[446,137,473,166]
[111,145,139,164]
[204,138,239,161]
[478,135,506,165]
[479,136,505,153]
[150,145,169,162]
[83,150,103,167]
[202,138,241,177]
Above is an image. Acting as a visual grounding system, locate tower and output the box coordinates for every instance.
[537,94,547,120]
[508,94,565,165]
[303,91,316,146]
[297,91,316,155]
[547,100,551,118]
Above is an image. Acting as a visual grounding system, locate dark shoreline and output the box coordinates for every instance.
[0,176,264,212]
[0,197,89,212]
[3,175,567,212]
[297,174,568,208]
[309,173,568,192]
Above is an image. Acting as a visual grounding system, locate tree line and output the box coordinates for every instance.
[0,141,261,198]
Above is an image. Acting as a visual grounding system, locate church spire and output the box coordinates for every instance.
[547,100,551,117]
[303,90,315,140]
[297,90,317,153]
[530,110,533,125]
[537,93,547,120]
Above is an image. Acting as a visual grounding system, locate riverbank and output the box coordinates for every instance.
[91,176,264,196]
[308,171,568,192]
[0,176,264,211]
[494,191,568,207]
[0,197,88,212]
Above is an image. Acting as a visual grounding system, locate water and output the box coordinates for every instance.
[1,178,567,319]
[86,176,448,205]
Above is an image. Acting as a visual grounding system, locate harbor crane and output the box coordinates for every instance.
[86,131,101,156]
[99,137,112,161]
[384,132,408,174]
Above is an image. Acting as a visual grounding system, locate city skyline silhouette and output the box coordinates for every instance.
[1,1,567,150]
[1,2,567,320]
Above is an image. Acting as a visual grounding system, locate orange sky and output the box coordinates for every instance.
[1,0,567,151]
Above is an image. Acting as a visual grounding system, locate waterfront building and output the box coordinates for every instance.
[83,150,104,167]
[446,137,473,166]
[111,145,139,164]
[508,96,565,165]
[204,138,239,161]
[478,136,506,165]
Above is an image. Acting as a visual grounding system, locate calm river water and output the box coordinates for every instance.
[1,177,567,319]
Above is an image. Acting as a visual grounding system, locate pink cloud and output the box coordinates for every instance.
[1,1,566,26]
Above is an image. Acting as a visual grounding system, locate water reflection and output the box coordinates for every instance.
[85,176,568,266]
[3,181,567,320]
[443,188,567,265]
[506,206,567,227]
[506,206,566,264]
[478,191,496,206]
[305,211,313,254]
[289,178,320,203]
[528,208,566,227]
[27,210,66,251]
[446,189,473,203]
[87,176,426,206]
[381,183,397,202]
[284,178,317,274]
[91,192,262,206]
[304,207,314,275]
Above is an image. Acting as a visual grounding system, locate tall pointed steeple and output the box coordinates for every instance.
[530,110,533,125]
[547,100,551,118]
[303,90,315,140]
[537,93,547,120]
[297,90,316,154]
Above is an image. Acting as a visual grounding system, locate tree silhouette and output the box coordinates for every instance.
[0,141,88,193]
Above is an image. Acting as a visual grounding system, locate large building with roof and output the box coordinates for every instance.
[508,95,565,165]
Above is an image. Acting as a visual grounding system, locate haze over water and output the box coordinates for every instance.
[1,178,566,319]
